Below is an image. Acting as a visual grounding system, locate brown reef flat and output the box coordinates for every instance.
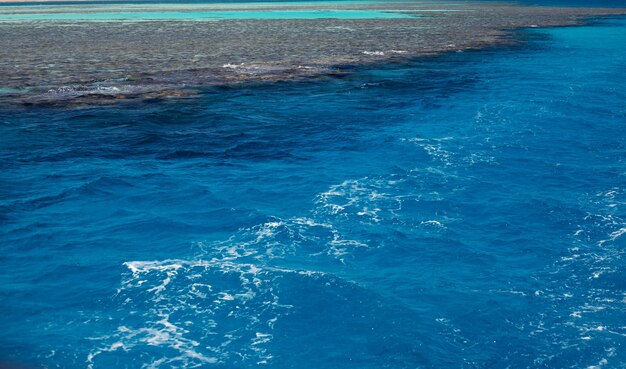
[0,2,624,105]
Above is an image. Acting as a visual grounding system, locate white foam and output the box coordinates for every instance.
[362,51,385,56]
[421,220,445,228]
[608,227,626,241]
[222,62,245,69]
[586,358,609,369]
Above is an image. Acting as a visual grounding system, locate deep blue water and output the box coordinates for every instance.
[1,17,626,369]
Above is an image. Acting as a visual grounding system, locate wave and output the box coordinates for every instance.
[528,187,626,367]
[87,205,372,368]
[86,157,466,367]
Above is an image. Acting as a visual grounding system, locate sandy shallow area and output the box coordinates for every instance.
[0,1,625,105]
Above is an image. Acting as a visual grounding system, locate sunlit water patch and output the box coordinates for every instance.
[1,16,625,369]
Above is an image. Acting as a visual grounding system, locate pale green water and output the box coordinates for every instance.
[0,87,22,94]
[0,9,418,21]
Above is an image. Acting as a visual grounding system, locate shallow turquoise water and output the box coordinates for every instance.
[1,16,625,369]
[0,0,623,7]
[0,88,22,94]
[0,9,415,21]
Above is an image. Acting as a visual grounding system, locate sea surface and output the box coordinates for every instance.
[1,11,626,369]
